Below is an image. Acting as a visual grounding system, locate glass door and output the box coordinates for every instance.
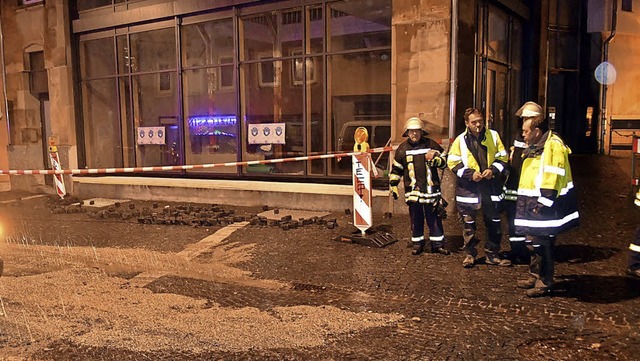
[485,61,508,139]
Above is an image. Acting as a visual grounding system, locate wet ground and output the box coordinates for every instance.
[0,154,638,360]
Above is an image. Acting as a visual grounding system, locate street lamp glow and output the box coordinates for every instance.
[594,61,617,85]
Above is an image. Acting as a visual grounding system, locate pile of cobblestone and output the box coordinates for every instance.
[249,213,338,230]
[45,196,339,230]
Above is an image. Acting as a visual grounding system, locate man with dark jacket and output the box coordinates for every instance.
[448,108,511,268]
[389,117,450,256]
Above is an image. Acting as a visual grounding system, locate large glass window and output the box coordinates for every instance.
[328,0,392,175]
[78,1,391,179]
[240,9,308,175]
[182,19,237,174]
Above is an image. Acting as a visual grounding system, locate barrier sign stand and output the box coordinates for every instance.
[48,137,66,199]
[334,128,397,248]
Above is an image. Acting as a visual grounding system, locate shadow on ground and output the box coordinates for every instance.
[555,244,619,264]
[554,274,640,303]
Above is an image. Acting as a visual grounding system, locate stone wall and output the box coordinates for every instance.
[1,0,77,193]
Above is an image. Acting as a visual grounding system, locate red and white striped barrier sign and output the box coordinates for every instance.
[352,153,374,234]
[47,139,66,199]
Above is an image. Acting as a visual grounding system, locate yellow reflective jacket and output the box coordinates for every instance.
[514,131,579,236]
[447,128,508,213]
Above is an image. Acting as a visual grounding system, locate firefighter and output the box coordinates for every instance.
[504,121,530,264]
[389,117,450,256]
[627,188,640,278]
[514,101,580,297]
[448,108,511,268]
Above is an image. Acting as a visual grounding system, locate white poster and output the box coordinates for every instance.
[137,126,166,145]
[248,123,286,144]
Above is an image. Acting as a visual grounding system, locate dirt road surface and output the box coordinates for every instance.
[0,155,638,360]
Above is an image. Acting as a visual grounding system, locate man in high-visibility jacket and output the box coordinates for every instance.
[390,117,450,256]
[514,101,579,297]
[448,108,511,268]
[627,189,640,278]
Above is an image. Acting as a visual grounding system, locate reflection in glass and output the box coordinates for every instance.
[241,9,303,61]
[116,35,130,74]
[329,0,391,52]
[82,79,122,168]
[181,19,234,68]
[487,6,508,63]
[183,69,238,174]
[241,59,307,175]
[80,37,115,78]
[291,49,317,85]
[329,52,391,175]
[130,28,176,73]
[308,6,324,54]
[308,56,324,175]
[131,73,179,167]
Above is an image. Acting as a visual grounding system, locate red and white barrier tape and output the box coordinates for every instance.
[0,145,398,176]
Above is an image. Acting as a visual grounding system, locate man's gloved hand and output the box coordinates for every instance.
[427,156,444,167]
[425,149,439,161]
[532,202,545,215]
[390,186,399,200]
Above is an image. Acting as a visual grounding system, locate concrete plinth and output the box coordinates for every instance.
[73,176,391,213]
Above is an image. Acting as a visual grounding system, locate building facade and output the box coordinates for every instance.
[0,0,637,194]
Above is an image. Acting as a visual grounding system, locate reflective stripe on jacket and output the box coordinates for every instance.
[447,128,508,212]
[504,138,527,202]
[389,137,446,204]
[514,131,579,236]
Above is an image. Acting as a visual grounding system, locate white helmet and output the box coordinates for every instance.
[516,101,543,118]
[402,117,429,137]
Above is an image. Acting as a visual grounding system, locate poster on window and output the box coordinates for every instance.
[137,126,166,145]
[248,123,286,145]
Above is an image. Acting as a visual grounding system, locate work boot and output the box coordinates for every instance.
[431,242,450,255]
[517,276,538,289]
[626,268,640,279]
[462,255,475,268]
[411,241,425,255]
[485,254,512,267]
[526,286,553,298]
[432,247,451,256]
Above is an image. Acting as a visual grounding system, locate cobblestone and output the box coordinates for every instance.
[1,155,639,359]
